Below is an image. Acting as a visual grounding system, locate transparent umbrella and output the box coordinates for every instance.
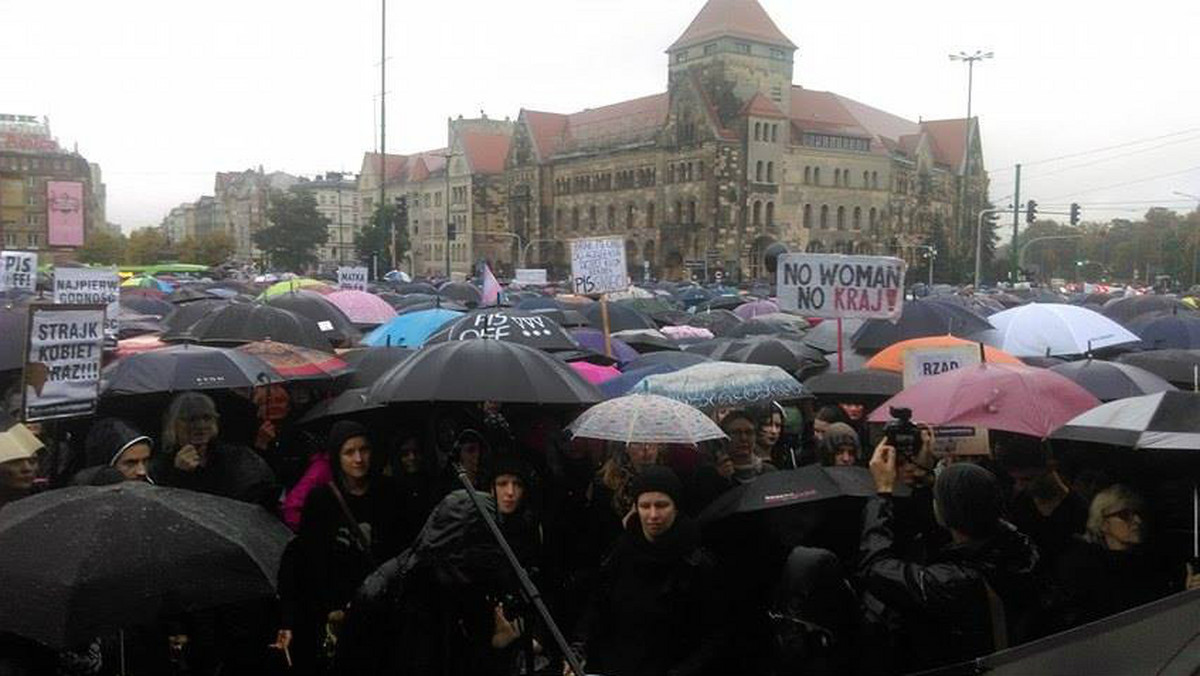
[568,393,727,445]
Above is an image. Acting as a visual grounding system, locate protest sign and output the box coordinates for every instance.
[570,237,627,296]
[337,266,369,291]
[929,426,992,458]
[22,304,106,421]
[53,267,120,336]
[447,312,557,342]
[515,268,548,285]
[776,254,906,320]
[0,251,37,292]
[901,344,982,387]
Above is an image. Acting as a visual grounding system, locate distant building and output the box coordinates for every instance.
[214,168,299,265]
[292,172,360,270]
[0,114,104,263]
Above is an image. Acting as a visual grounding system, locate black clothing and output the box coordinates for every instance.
[1009,490,1087,571]
[857,495,1040,672]
[150,442,280,510]
[394,470,440,550]
[1052,539,1179,631]
[575,515,727,676]
[82,418,149,469]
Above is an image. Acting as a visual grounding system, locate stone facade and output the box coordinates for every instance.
[213,168,298,264]
[293,172,361,270]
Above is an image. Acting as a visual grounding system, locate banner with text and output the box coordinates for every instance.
[901,344,982,387]
[777,254,906,320]
[515,268,548,285]
[47,181,85,247]
[570,237,628,296]
[337,266,369,291]
[0,251,37,292]
[23,305,106,421]
[54,267,120,336]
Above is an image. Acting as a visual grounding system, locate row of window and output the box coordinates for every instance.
[0,156,76,173]
[800,133,871,153]
[750,200,776,227]
[801,203,879,232]
[556,202,660,231]
[753,123,780,143]
[676,42,788,63]
[451,186,468,205]
[754,161,776,183]
[2,232,40,247]
[556,161,702,197]
[803,166,881,189]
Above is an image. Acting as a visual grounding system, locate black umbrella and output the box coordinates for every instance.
[367,339,603,405]
[1102,295,1195,325]
[1116,349,1200,388]
[118,294,174,317]
[529,307,590,328]
[699,465,877,522]
[160,298,234,340]
[1051,390,1200,450]
[186,303,334,351]
[516,296,564,312]
[439,281,482,305]
[298,387,385,424]
[611,329,681,354]
[394,282,439,296]
[803,318,865,353]
[165,285,216,304]
[0,302,29,372]
[716,336,829,378]
[803,368,903,397]
[102,344,281,395]
[340,346,414,388]
[675,309,744,337]
[0,482,290,649]
[726,319,805,339]
[1049,360,1177,402]
[115,308,164,339]
[700,295,747,311]
[622,351,713,372]
[851,300,993,352]
[424,308,579,352]
[925,294,1004,317]
[583,302,658,332]
[264,290,361,348]
[1020,355,1068,368]
[1128,313,1200,350]
[394,298,470,315]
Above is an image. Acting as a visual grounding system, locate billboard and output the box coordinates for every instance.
[47,181,85,247]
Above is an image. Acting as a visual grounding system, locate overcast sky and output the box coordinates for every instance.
[3,0,1198,234]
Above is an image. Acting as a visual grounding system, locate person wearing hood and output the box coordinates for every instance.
[817,422,861,467]
[0,410,42,511]
[571,466,727,676]
[74,418,153,484]
[275,420,404,675]
[857,440,1041,672]
[332,490,523,676]
[149,391,280,510]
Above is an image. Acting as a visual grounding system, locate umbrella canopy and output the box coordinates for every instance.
[165,285,217,304]
[867,363,1099,438]
[980,303,1140,357]
[612,329,681,354]
[1116,349,1200,388]
[925,294,1005,317]
[733,299,780,320]
[712,336,829,376]
[265,290,361,348]
[393,281,439,295]
[119,294,174,317]
[622,351,713,372]
[865,336,1022,373]
[259,278,333,298]
[599,363,681,399]
[185,303,333,351]
[660,325,715,342]
[160,298,234,340]
[569,361,622,385]
[1128,313,1200,350]
[102,344,281,394]
[120,275,173,292]
[0,482,290,649]
[114,334,169,360]
[674,309,744,337]
[367,339,604,405]
[439,281,482,305]
[298,387,384,424]
[1050,391,1200,449]
[852,300,992,352]
[427,309,579,352]
[361,308,463,347]
[604,286,655,301]
[235,341,350,380]
[804,369,903,398]
[725,318,804,339]
[583,302,657,332]
[568,393,727,445]
[569,327,640,364]
[1048,360,1177,402]
[325,290,398,328]
[339,346,414,389]
[115,309,164,339]
[1101,295,1195,325]
[699,466,876,521]
[804,317,865,353]
[528,307,591,328]
[613,297,675,316]
[637,361,811,410]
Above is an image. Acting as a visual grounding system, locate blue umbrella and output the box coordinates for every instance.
[637,362,811,411]
[622,351,713,372]
[362,308,463,347]
[600,363,680,398]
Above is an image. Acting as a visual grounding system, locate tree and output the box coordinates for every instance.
[77,229,126,265]
[253,188,329,272]
[125,228,170,265]
[354,203,409,274]
[178,231,236,267]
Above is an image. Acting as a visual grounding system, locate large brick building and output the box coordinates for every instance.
[370,0,986,281]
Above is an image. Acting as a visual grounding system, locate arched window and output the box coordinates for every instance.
[667,165,675,183]
[675,201,683,223]
[556,208,564,227]
[804,166,811,184]
[688,200,697,224]
[589,206,597,227]
[756,161,764,182]
[872,172,879,189]
[753,200,762,225]
[833,169,840,186]
[754,122,761,141]
[647,202,656,227]
[813,167,821,185]
[853,206,862,230]
[765,202,775,226]
[571,207,580,230]
[869,207,877,232]
[626,204,635,229]
[803,203,812,229]
[766,162,774,183]
[837,206,846,230]
[820,205,829,229]
[607,205,615,229]
[863,171,870,187]
[771,125,778,142]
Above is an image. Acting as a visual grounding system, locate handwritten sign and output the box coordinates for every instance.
[515,268,548,285]
[0,251,37,292]
[777,254,906,320]
[54,267,120,336]
[23,305,106,421]
[901,344,982,387]
[337,266,369,291]
[449,312,558,342]
[570,237,627,296]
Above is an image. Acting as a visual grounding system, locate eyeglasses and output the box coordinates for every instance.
[182,414,217,424]
[1104,508,1143,522]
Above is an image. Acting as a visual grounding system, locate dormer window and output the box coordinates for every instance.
[675,50,688,63]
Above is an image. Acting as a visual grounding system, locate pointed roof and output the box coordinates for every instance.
[789,86,918,154]
[669,0,796,52]
[917,118,971,172]
[461,132,512,175]
[740,92,786,119]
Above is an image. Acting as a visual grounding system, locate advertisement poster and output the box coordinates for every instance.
[47,181,85,247]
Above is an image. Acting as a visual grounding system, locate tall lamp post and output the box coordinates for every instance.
[949,50,992,282]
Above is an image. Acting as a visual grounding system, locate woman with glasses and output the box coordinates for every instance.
[721,410,776,485]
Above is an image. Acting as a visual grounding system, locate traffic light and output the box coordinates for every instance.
[1025,200,1038,224]
[1069,202,1081,226]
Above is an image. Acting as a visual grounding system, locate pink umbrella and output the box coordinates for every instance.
[867,362,1100,438]
[326,290,397,327]
[113,334,169,360]
[734,299,780,320]
[661,325,715,341]
[569,361,622,385]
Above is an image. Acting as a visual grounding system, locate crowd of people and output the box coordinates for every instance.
[1,382,1197,676]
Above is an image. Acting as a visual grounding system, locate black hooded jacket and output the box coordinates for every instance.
[149,440,279,510]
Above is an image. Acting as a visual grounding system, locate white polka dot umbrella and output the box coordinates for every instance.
[568,393,728,445]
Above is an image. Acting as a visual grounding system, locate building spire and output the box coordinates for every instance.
[668,0,796,52]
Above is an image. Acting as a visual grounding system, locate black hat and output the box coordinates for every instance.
[489,453,531,485]
[935,463,1003,538]
[629,466,683,507]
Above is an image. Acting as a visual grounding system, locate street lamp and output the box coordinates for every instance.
[913,245,937,287]
[950,50,993,283]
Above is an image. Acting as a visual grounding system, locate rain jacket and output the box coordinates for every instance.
[857,495,1040,672]
[281,451,332,531]
[332,490,513,676]
[149,442,280,510]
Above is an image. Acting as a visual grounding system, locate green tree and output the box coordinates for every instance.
[77,229,126,265]
[125,228,170,265]
[178,231,236,267]
[254,188,329,272]
[354,203,409,274]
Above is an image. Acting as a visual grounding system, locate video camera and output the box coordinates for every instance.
[883,407,923,462]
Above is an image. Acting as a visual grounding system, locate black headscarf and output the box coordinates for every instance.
[934,463,1003,539]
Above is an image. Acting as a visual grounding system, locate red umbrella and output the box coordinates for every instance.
[235,340,350,380]
[113,334,169,359]
[867,362,1099,438]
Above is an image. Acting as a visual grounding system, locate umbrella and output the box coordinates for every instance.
[604,287,655,301]
[265,290,361,348]
[733,299,780,320]
[612,329,681,353]
[1101,295,1195,325]
[851,300,992,352]
[528,307,591,328]
[427,309,579,352]
[118,294,174,317]
[1116,349,1200,389]
[675,309,744,337]
[0,482,290,650]
[164,285,216,304]
[725,317,805,338]
[393,298,470,315]
[114,334,169,359]
[394,282,439,296]
[1128,313,1200,350]
[361,308,463,348]
[339,346,414,389]
[701,294,748,311]
[804,317,865,353]
[865,336,1022,373]
[925,294,1005,317]
[699,465,876,521]
[599,363,681,399]
[160,298,234,340]
[1050,390,1200,449]
[660,325,715,342]
[568,393,727,445]
[120,275,173,292]
[613,297,675,316]
[259,278,333,298]
[102,344,281,394]
[569,361,622,385]
[804,369,903,398]
[325,290,398,328]
[980,303,1141,357]
[622,351,713,372]
[714,336,829,377]
[118,287,166,300]
[439,281,482,305]
[867,363,1099,438]
[115,309,164,339]
[569,328,640,364]
[185,303,333,351]
[297,387,385,424]
[637,362,812,411]
[235,341,351,380]
[516,296,564,312]
[1048,360,1177,402]
[368,339,603,405]
[0,303,29,371]
[583,302,657,332]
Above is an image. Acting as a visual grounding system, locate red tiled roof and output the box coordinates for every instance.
[565,92,669,149]
[790,87,918,154]
[919,118,970,170]
[741,92,786,119]
[462,132,512,175]
[361,152,410,182]
[522,110,570,162]
[669,0,796,51]
[406,149,449,183]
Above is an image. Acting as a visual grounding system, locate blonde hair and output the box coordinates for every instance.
[1085,484,1145,545]
[161,392,218,452]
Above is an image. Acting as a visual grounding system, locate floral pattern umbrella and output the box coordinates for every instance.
[568,393,727,445]
[636,362,811,411]
[236,341,351,380]
[325,290,398,327]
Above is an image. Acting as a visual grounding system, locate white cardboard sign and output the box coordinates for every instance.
[777,254,905,319]
[54,267,120,335]
[515,268,548,285]
[23,305,106,421]
[0,251,37,292]
[337,266,369,291]
[901,344,982,387]
[570,237,627,296]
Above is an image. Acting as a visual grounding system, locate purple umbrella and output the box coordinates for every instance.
[569,328,639,364]
[734,299,780,320]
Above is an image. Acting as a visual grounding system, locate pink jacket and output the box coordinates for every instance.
[282,452,331,531]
